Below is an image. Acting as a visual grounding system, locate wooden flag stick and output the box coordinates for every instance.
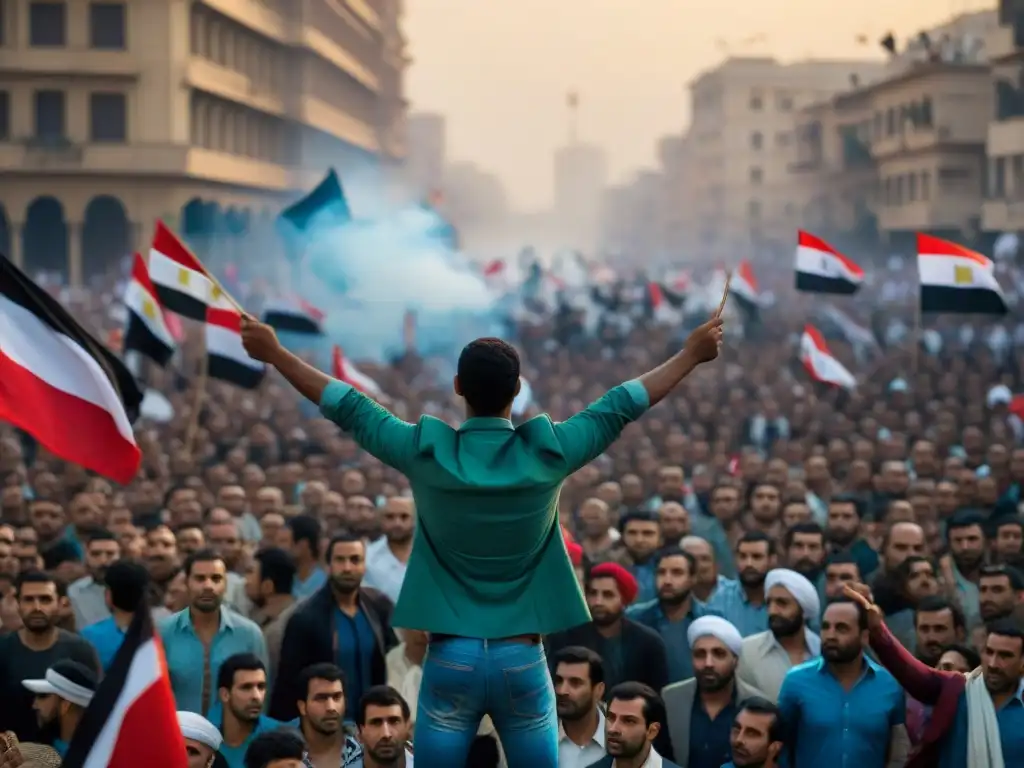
[716,271,733,317]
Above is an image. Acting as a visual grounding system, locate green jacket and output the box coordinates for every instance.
[319,378,650,637]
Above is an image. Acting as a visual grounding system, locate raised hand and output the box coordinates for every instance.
[684,316,724,364]
[843,582,883,631]
[240,314,284,363]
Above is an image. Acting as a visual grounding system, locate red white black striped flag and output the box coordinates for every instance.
[0,254,142,484]
[795,230,864,295]
[123,253,176,368]
[332,345,383,396]
[61,602,186,768]
[207,306,266,389]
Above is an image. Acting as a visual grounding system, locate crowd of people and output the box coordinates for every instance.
[0,245,1023,768]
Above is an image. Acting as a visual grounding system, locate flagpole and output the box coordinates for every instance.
[185,338,208,459]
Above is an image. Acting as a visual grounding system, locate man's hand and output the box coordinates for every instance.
[240,314,284,364]
[684,316,724,364]
[843,582,883,631]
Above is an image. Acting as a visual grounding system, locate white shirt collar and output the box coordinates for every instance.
[614,746,663,768]
[558,707,606,748]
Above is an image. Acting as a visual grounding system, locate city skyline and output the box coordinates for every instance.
[403,0,996,211]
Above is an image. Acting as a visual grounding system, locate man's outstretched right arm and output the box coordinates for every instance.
[554,317,723,472]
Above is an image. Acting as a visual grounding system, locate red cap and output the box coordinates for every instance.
[566,542,583,567]
[590,562,639,605]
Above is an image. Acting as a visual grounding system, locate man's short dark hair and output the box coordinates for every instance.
[287,515,321,553]
[830,493,866,518]
[104,560,150,613]
[552,645,605,686]
[357,685,410,726]
[15,571,61,597]
[914,595,965,629]
[979,564,1024,591]
[946,510,987,541]
[456,338,520,416]
[607,682,665,727]
[243,730,305,768]
[823,598,868,631]
[326,533,365,563]
[183,548,224,577]
[217,653,266,691]
[825,552,860,572]
[783,522,824,549]
[986,617,1024,650]
[298,662,345,701]
[618,510,659,535]
[736,695,783,742]
[737,530,775,556]
[85,528,118,546]
[655,546,696,575]
[940,642,980,670]
[254,548,297,595]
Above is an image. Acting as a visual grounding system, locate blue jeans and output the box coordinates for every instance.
[414,637,558,767]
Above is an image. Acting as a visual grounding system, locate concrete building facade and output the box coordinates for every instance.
[0,0,407,284]
[983,4,1024,233]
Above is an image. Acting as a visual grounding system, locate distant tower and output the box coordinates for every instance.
[566,90,579,145]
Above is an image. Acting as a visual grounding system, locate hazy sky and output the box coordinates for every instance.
[404,0,994,211]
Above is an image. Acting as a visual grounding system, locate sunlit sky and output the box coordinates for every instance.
[403,0,995,211]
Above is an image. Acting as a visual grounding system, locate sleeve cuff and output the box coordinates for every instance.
[319,379,355,417]
[622,379,650,411]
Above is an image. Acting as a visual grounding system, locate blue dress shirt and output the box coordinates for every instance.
[80,616,127,671]
[334,607,377,721]
[159,606,268,714]
[704,578,768,637]
[777,655,905,768]
[292,567,327,601]
[938,680,1024,768]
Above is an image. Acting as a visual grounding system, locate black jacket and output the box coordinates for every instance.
[546,617,669,695]
[268,584,397,721]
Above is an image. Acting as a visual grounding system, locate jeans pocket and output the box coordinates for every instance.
[422,656,477,723]
[503,658,552,720]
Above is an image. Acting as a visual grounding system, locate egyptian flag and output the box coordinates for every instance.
[918,233,1008,315]
[61,599,187,768]
[148,222,217,321]
[795,231,864,294]
[261,298,325,335]
[206,307,266,389]
[123,254,176,367]
[800,325,856,389]
[730,260,762,332]
[332,345,383,396]
[0,255,142,484]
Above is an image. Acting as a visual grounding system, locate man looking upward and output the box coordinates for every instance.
[241,315,724,767]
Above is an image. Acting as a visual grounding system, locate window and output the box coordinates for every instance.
[748,199,761,218]
[90,3,126,50]
[34,90,66,138]
[0,92,8,140]
[750,167,763,184]
[29,2,66,47]
[750,92,763,111]
[777,92,793,111]
[750,131,763,150]
[90,92,126,142]
[921,171,931,201]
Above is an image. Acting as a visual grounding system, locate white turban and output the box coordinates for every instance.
[178,711,222,751]
[687,615,742,655]
[765,568,820,619]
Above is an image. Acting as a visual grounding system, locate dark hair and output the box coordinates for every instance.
[163,484,194,509]
[217,653,266,691]
[41,540,80,570]
[994,516,1024,534]
[737,530,775,556]
[607,682,665,727]
[979,564,1024,591]
[105,560,150,612]
[552,645,605,686]
[243,730,306,768]
[654,546,696,575]
[986,617,1024,649]
[823,597,868,630]
[298,662,346,701]
[357,685,410,726]
[736,695,783,742]
[618,510,659,535]
[946,510,987,541]
[15,570,60,597]
[254,548,297,595]
[940,642,980,670]
[914,596,965,629]
[829,493,866,518]
[326,533,365,563]
[894,555,934,584]
[783,522,824,549]
[173,522,204,535]
[287,515,321,553]
[183,548,225,577]
[456,338,521,416]
[85,528,118,546]
[824,552,860,572]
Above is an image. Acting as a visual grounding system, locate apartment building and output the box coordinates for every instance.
[0,0,407,285]
[983,3,1024,233]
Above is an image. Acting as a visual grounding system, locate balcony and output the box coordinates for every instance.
[298,28,379,93]
[0,139,189,175]
[185,147,294,190]
[198,0,289,43]
[297,94,378,153]
[983,196,1024,231]
[876,197,982,232]
[186,58,286,117]
[0,47,139,78]
[988,117,1024,157]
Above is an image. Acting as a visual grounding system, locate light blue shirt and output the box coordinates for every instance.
[704,578,768,637]
[218,715,289,768]
[292,566,327,601]
[159,606,268,715]
[80,616,127,671]
[778,655,905,768]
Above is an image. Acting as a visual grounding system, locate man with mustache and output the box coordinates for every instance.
[585,682,681,768]
[706,531,776,637]
[722,697,784,768]
[554,646,606,768]
[777,599,908,767]
[661,616,766,765]
[351,686,413,768]
[216,654,288,768]
[738,569,821,702]
[67,528,121,630]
